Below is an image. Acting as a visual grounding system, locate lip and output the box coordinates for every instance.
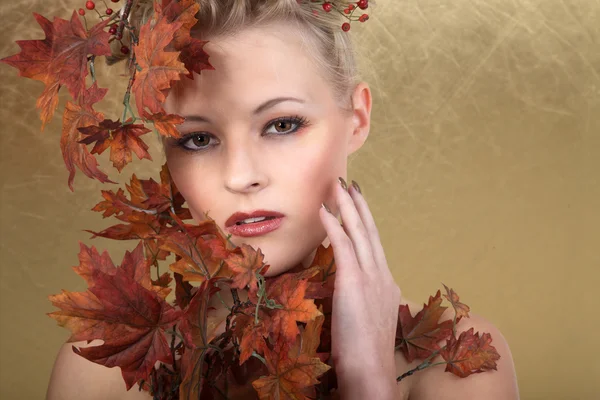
[225,216,284,237]
[225,210,285,227]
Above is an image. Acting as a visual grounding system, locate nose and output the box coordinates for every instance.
[223,137,268,194]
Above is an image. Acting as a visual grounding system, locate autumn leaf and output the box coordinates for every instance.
[442,283,470,319]
[160,221,233,282]
[78,118,153,172]
[251,331,331,400]
[132,6,188,117]
[47,250,183,390]
[439,327,501,378]
[60,82,117,191]
[157,0,213,79]
[143,110,184,138]
[396,290,455,362]
[225,244,270,294]
[263,274,322,344]
[233,312,270,365]
[179,279,226,350]
[0,12,111,130]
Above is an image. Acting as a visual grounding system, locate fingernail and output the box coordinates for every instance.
[321,202,332,214]
[351,180,362,194]
[338,177,348,191]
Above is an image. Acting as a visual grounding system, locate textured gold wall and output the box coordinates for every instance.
[1,0,598,399]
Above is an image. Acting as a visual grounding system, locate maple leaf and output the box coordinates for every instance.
[174,272,196,309]
[143,110,184,138]
[225,244,270,294]
[396,290,455,362]
[60,82,116,191]
[439,327,501,378]
[233,313,270,365]
[179,279,226,350]
[442,283,471,319]
[47,250,183,390]
[0,12,111,130]
[132,6,188,117]
[157,0,214,79]
[160,221,233,282]
[78,118,153,172]
[263,274,322,344]
[72,241,171,300]
[251,330,331,400]
[179,37,214,79]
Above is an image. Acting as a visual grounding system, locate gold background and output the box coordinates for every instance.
[1,0,598,398]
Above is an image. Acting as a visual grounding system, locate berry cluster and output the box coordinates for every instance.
[78,0,130,55]
[312,0,370,31]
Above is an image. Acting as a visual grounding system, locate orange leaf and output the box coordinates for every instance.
[78,119,153,172]
[60,82,116,191]
[439,327,501,378]
[396,290,455,362]
[251,336,331,400]
[442,283,471,319]
[132,6,188,117]
[263,274,321,344]
[225,243,270,293]
[143,110,184,138]
[0,12,111,128]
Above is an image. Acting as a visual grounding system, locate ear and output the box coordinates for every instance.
[347,81,372,155]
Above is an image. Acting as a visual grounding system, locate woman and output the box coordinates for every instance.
[46,1,519,398]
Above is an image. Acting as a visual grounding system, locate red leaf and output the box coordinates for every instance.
[396,290,455,362]
[47,248,183,390]
[439,327,501,378]
[60,82,117,191]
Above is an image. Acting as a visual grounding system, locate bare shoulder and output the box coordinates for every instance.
[395,298,520,400]
[46,340,151,400]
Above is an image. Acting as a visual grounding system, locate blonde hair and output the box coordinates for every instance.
[109,0,373,107]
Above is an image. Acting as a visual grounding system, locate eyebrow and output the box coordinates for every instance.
[181,97,306,123]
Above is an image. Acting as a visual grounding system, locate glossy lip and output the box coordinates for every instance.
[225,210,285,227]
[225,216,284,237]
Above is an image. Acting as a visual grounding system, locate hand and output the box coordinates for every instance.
[319,177,401,399]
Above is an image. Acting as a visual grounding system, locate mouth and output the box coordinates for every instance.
[225,211,285,237]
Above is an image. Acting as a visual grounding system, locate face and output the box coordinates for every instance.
[163,22,371,277]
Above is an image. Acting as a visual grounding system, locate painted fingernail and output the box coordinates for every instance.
[351,180,362,194]
[338,177,348,191]
[321,202,332,214]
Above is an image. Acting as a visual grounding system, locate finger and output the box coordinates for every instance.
[334,178,376,273]
[348,181,390,275]
[319,204,361,279]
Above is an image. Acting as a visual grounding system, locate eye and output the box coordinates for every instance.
[264,115,309,135]
[174,115,310,153]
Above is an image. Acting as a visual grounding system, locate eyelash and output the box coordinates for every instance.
[174,115,310,153]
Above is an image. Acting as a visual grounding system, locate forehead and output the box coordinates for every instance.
[165,24,329,112]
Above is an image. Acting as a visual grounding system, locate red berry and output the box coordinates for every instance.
[120,45,130,54]
[344,8,350,14]
[342,22,351,32]
[85,1,95,10]
[357,0,368,9]
[78,8,85,15]
[322,2,332,12]
[106,8,113,15]
[108,25,117,34]
[359,14,369,22]
[348,4,355,10]
[111,0,119,2]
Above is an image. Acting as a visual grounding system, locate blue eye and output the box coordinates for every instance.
[174,115,310,153]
